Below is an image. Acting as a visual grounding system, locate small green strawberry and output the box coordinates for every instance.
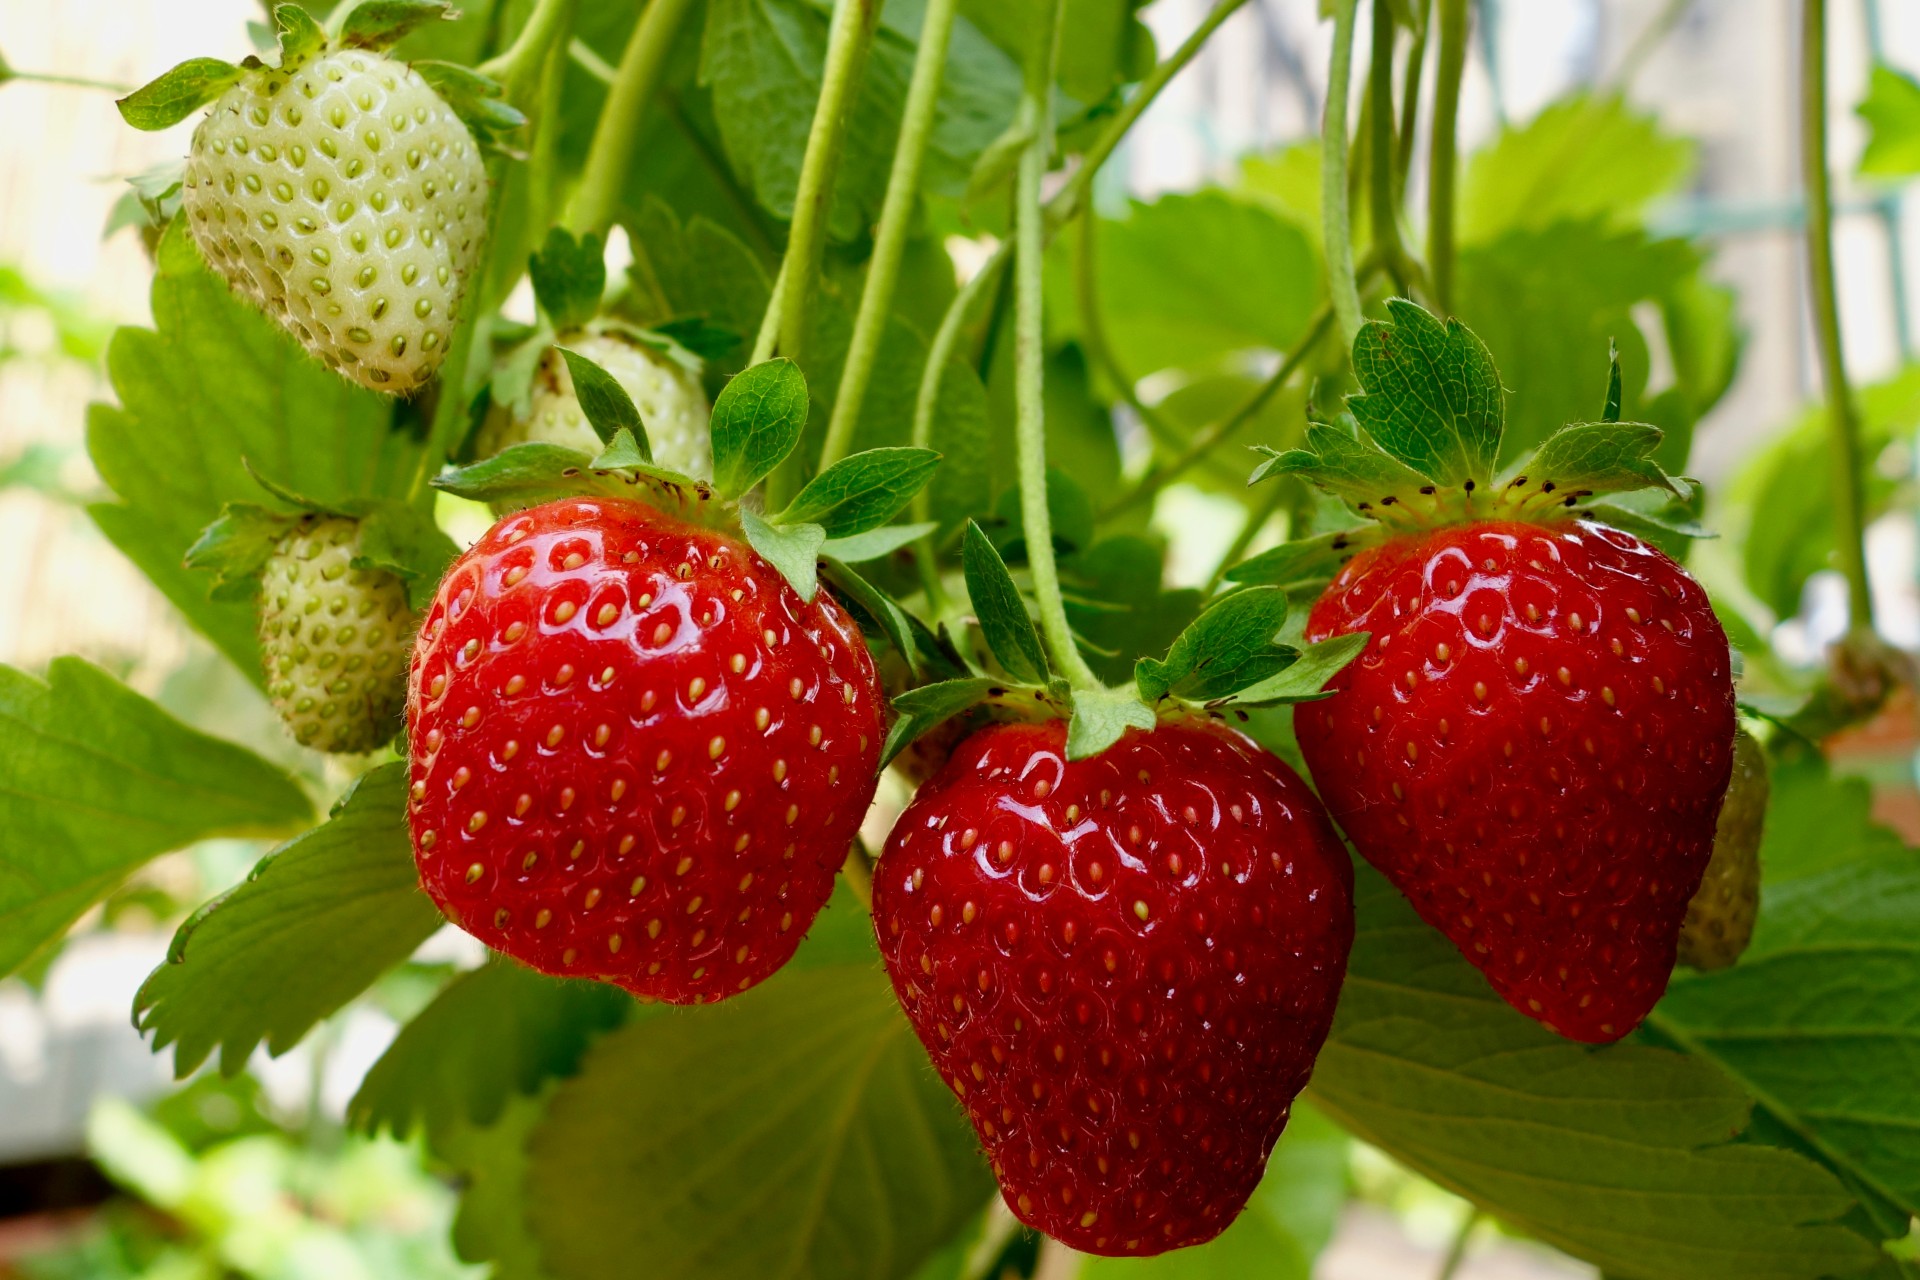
[259,515,415,753]
[119,4,513,394]
[484,327,711,479]
[1678,728,1767,971]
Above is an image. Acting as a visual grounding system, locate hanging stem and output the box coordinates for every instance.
[1013,0,1095,692]
[1436,1209,1481,1280]
[478,0,576,98]
[751,0,884,366]
[4,69,129,92]
[1395,0,1431,198]
[1368,1,1408,293]
[1428,0,1468,314]
[1802,0,1874,630]
[819,0,961,468]
[564,0,698,238]
[1323,0,1364,349]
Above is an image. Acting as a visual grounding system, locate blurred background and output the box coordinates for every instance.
[1,0,1916,1276]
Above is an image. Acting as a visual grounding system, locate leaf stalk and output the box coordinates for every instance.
[564,0,698,238]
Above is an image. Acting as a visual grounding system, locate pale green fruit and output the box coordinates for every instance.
[182,49,486,393]
[1677,728,1767,971]
[486,329,712,479]
[259,516,414,753]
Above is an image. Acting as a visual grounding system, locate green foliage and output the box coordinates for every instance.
[134,764,441,1076]
[558,347,651,455]
[1135,587,1294,703]
[523,964,994,1280]
[89,223,425,681]
[1307,866,1887,1279]
[1858,64,1920,177]
[0,658,311,979]
[962,520,1047,683]
[779,447,943,537]
[710,358,810,498]
[115,58,242,130]
[883,676,1000,766]
[530,229,608,332]
[740,507,827,602]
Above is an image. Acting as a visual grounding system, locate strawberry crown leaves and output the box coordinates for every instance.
[1247,298,1689,547]
[1134,587,1369,711]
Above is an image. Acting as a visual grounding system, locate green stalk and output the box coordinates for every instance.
[1322,0,1364,348]
[751,0,884,365]
[3,70,128,92]
[564,0,698,238]
[1394,0,1431,197]
[819,0,961,468]
[1436,1209,1482,1280]
[1013,0,1095,691]
[1427,0,1468,314]
[1802,0,1874,630]
[1368,0,1406,292]
[478,0,576,98]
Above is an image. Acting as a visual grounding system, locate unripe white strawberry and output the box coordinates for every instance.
[182,48,486,394]
[260,516,414,753]
[1678,728,1767,971]
[484,328,711,478]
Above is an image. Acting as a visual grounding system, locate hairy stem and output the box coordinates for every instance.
[1014,0,1095,691]
[1323,0,1364,348]
[1368,0,1406,288]
[1802,0,1874,629]
[1428,0,1468,314]
[478,0,576,97]
[565,0,698,237]
[1395,0,1431,198]
[751,0,884,365]
[820,0,960,468]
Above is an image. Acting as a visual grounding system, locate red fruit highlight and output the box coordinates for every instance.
[874,719,1353,1256]
[407,496,884,1004]
[1298,519,1735,1042]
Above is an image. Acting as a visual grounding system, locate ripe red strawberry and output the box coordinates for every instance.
[406,495,885,1004]
[1297,519,1734,1042]
[874,718,1353,1257]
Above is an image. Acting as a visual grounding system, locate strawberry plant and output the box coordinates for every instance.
[5,0,1920,1276]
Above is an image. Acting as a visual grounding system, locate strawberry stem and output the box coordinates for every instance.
[819,0,961,470]
[749,0,884,368]
[1367,1,1409,296]
[1322,0,1364,350]
[563,0,697,238]
[1800,0,1874,632]
[477,0,576,101]
[1012,0,1097,693]
[1427,0,1468,315]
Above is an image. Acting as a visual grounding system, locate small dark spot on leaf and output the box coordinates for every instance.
[1380,496,1397,506]
[1510,475,1528,487]
[1464,479,1476,491]
[1541,481,1557,494]
[1419,486,1436,496]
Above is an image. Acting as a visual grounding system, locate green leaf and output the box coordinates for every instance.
[819,557,917,667]
[523,964,992,1280]
[709,358,808,499]
[1858,64,1920,177]
[586,428,651,472]
[1649,752,1920,1226]
[777,447,942,538]
[0,658,312,979]
[182,503,298,600]
[115,58,242,131]
[1305,865,1884,1279]
[440,1093,561,1280]
[962,520,1047,684]
[557,347,652,457]
[529,229,608,333]
[1603,340,1623,423]
[355,500,461,610]
[1216,633,1368,707]
[1081,1103,1348,1280]
[273,4,329,62]
[820,520,937,563]
[1252,425,1435,527]
[337,0,453,49]
[1460,93,1694,243]
[90,221,423,683]
[1066,685,1155,761]
[1494,421,1679,520]
[1347,298,1504,487]
[740,508,825,603]
[882,677,1000,767]
[627,200,772,360]
[1044,191,1320,378]
[961,0,1152,106]
[432,442,612,506]
[1225,528,1374,591]
[135,763,442,1076]
[412,60,526,142]
[1135,587,1293,704]
[351,962,631,1146]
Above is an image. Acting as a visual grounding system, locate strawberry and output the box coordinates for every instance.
[181,47,486,393]
[873,718,1353,1256]
[1677,728,1766,971]
[484,328,711,479]
[1246,301,1736,1043]
[406,495,885,1004]
[259,514,413,753]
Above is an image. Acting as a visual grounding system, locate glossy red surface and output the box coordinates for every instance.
[1299,519,1735,1042]
[874,719,1353,1256]
[407,497,884,1003]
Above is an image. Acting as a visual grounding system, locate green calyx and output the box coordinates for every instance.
[116,2,522,143]
[1240,299,1700,587]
